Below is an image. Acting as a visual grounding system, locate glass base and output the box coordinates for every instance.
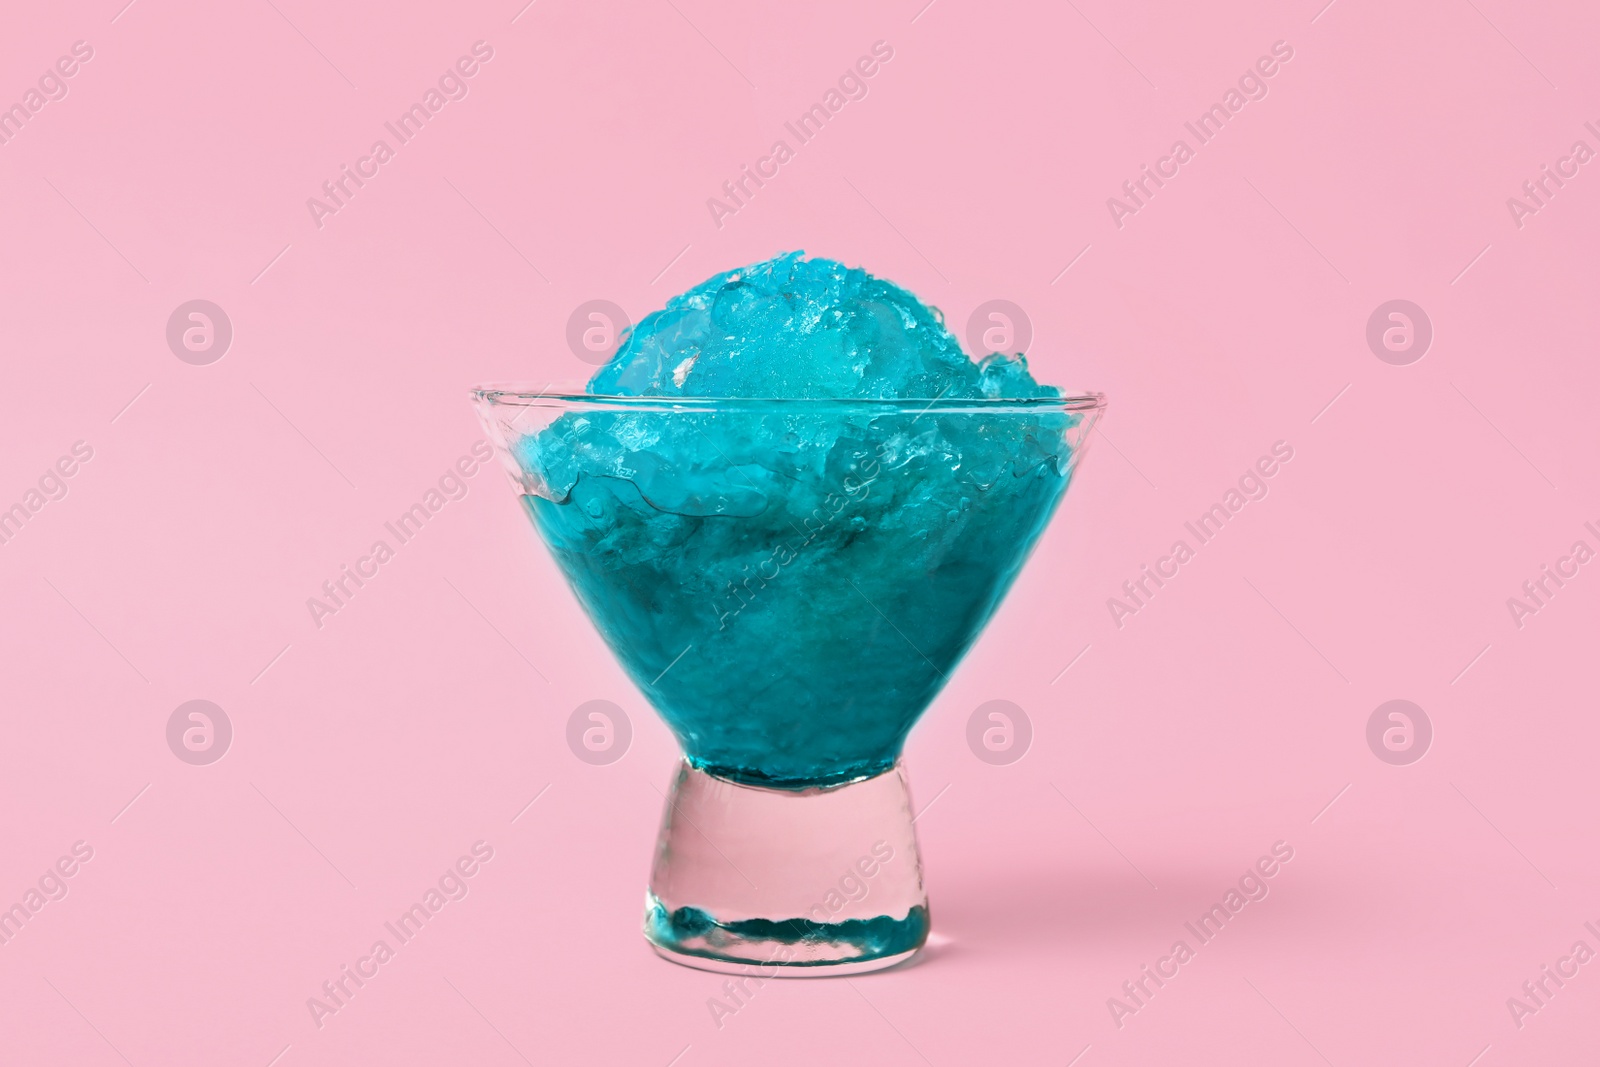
[644,759,929,974]
[648,939,921,976]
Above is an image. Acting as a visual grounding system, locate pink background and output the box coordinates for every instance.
[3,0,1597,1063]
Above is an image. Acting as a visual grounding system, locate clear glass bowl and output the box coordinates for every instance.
[472,386,1104,972]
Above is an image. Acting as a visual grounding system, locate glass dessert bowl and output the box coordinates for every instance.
[471,387,1105,973]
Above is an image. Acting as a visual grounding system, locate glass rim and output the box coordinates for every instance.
[471,385,1107,415]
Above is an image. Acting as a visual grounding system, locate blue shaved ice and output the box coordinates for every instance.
[510,253,1085,788]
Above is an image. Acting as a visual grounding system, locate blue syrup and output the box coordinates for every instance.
[645,893,931,966]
